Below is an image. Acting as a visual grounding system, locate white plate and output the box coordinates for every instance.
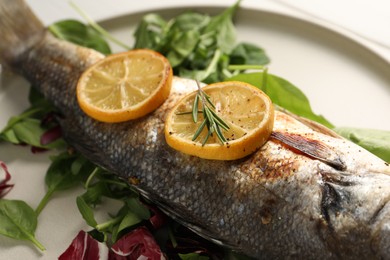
[1,4,390,259]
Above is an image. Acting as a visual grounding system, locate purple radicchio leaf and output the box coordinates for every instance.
[109,227,166,260]
[147,205,168,230]
[0,161,14,198]
[59,230,108,260]
[40,125,62,146]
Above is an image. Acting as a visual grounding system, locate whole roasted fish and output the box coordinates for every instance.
[1,1,390,259]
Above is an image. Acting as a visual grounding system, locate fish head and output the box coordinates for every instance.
[319,165,390,258]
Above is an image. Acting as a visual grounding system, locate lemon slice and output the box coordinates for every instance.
[77,49,172,123]
[165,81,274,160]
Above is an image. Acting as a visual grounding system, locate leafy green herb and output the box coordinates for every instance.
[227,72,334,128]
[74,167,151,244]
[334,127,390,163]
[1,118,64,149]
[132,0,269,83]
[49,20,112,55]
[76,196,98,227]
[35,151,93,215]
[229,43,270,65]
[133,13,168,50]
[0,88,63,149]
[0,200,45,250]
[202,0,240,54]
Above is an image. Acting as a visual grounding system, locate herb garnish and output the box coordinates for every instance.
[190,81,230,145]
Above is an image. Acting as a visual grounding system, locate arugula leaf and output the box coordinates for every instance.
[45,152,87,191]
[0,200,45,250]
[227,72,333,128]
[334,127,390,163]
[203,0,240,53]
[35,152,92,215]
[76,196,98,227]
[49,19,111,55]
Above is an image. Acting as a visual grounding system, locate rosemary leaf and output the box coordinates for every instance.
[204,94,215,109]
[202,129,212,146]
[193,119,207,141]
[193,94,199,123]
[215,124,227,143]
[209,109,230,130]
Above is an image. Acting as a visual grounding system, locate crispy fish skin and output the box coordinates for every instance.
[1,0,390,258]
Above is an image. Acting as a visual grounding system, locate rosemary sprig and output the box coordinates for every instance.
[192,81,230,146]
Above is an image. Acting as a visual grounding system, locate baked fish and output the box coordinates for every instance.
[1,0,390,258]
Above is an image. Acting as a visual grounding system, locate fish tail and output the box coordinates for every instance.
[0,0,45,66]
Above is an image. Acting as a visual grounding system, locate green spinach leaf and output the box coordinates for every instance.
[133,14,167,50]
[203,0,240,53]
[229,43,270,65]
[35,152,91,215]
[334,127,390,163]
[227,72,333,128]
[49,19,111,54]
[0,200,45,250]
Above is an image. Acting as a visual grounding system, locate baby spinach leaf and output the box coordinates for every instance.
[229,43,270,65]
[0,199,45,250]
[334,127,390,163]
[227,72,333,128]
[0,88,63,149]
[49,19,111,55]
[170,12,210,32]
[0,129,19,144]
[203,0,240,53]
[133,14,167,50]
[8,118,64,148]
[132,0,254,83]
[166,30,200,67]
[0,118,65,149]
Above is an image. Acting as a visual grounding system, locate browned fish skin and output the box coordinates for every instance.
[1,1,390,259]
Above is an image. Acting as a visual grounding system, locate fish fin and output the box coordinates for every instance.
[275,106,341,138]
[271,131,346,171]
[0,0,45,66]
[140,192,240,251]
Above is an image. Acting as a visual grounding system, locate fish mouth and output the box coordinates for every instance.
[319,169,390,258]
[369,195,390,258]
